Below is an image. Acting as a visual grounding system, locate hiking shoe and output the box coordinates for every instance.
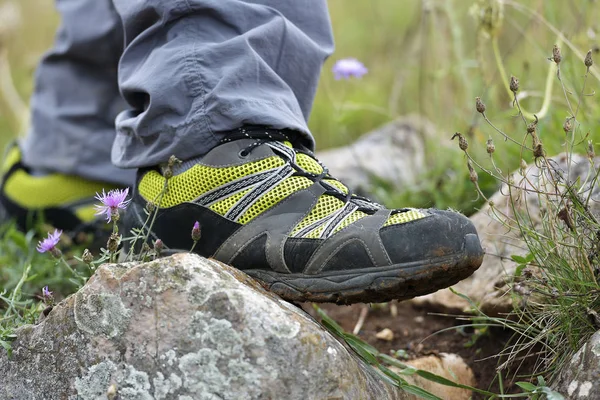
[124,127,484,304]
[0,143,121,239]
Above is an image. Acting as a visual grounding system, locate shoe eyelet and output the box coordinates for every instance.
[238,149,250,158]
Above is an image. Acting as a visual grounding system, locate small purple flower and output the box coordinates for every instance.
[42,286,53,298]
[94,188,131,222]
[37,229,62,254]
[332,58,368,80]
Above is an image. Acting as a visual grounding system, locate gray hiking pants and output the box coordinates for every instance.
[21,0,334,185]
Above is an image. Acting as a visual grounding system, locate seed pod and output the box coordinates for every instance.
[563,117,573,133]
[552,44,562,64]
[154,239,164,255]
[486,139,495,154]
[585,50,593,68]
[467,160,478,183]
[82,248,94,264]
[510,75,519,93]
[451,132,468,151]
[146,201,156,213]
[475,97,486,113]
[533,141,544,158]
[588,140,595,159]
[107,233,120,253]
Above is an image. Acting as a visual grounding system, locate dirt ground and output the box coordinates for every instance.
[303,301,537,399]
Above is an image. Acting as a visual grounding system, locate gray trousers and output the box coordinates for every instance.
[21,0,334,185]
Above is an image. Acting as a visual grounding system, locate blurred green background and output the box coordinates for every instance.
[1,0,599,213]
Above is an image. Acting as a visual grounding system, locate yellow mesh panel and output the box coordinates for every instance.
[332,210,368,234]
[296,153,323,174]
[138,156,284,208]
[323,179,348,194]
[238,176,312,224]
[74,205,98,223]
[2,146,20,173]
[383,209,426,227]
[4,171,119,209]
[209,188,251,216]
[292,195,344,235]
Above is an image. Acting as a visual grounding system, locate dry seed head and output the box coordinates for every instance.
[146,201,156,213]
[82,248,94,265]
[509,75,519,93]
[563,117,573,133]
[154,239,164,255]
[588,140,595,159]
[585,50,594,68]
[527,122,536,134]
[486,139,495,154]
[107,233,120,253]
[467,160,478,183]
[451,132,468,151]
[475,97,486,113]
[533,142,544,158]
[552,44,562,64]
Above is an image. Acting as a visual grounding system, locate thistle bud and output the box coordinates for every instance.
[467,160,478,183]
[533,141,544,158]
[563,117,573,133]
[82,248,94,265]
[475,97,486,114]
[486,139,495,154]
[588,140,595,159]
[509,76,519,93]
[552,44,562,64]
[154,239,164,255]
[527,122,536,134]
[107,233,120,253]
[146,201,156,213]
[191,221,201,242]
[50,247,62,259]
[585,50,593,68]
[451,132,468,151]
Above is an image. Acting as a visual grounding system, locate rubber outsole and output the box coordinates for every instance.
[161,233,483,305]
[243,233,483,304]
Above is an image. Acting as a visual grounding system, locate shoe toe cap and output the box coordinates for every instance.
[380,209,482,265]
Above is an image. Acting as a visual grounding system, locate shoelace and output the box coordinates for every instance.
[220,127,382,214]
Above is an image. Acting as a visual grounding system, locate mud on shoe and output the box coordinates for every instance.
[124,128,484,304]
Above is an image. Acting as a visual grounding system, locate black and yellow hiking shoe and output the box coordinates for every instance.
[124,127,484,304]
[0,143,122,238]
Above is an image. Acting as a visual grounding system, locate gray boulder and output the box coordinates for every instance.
[0,253,410,400]
[316,116,434,196]
[553,330,600,398]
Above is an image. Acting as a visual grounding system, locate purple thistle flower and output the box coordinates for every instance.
[42,286,53,298]
[37,229,62,254]
[332,58,368,80]
[94,188,131,222]
[191,221,201,242]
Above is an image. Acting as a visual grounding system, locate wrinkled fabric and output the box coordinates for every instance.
[22,0,334,185]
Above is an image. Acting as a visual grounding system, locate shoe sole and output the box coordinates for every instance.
[160,233,483,305]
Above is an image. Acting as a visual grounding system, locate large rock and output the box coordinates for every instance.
[413,153,600,314]
[0,253,471,400]
[316,116,434,196]
[553,330,600,398]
